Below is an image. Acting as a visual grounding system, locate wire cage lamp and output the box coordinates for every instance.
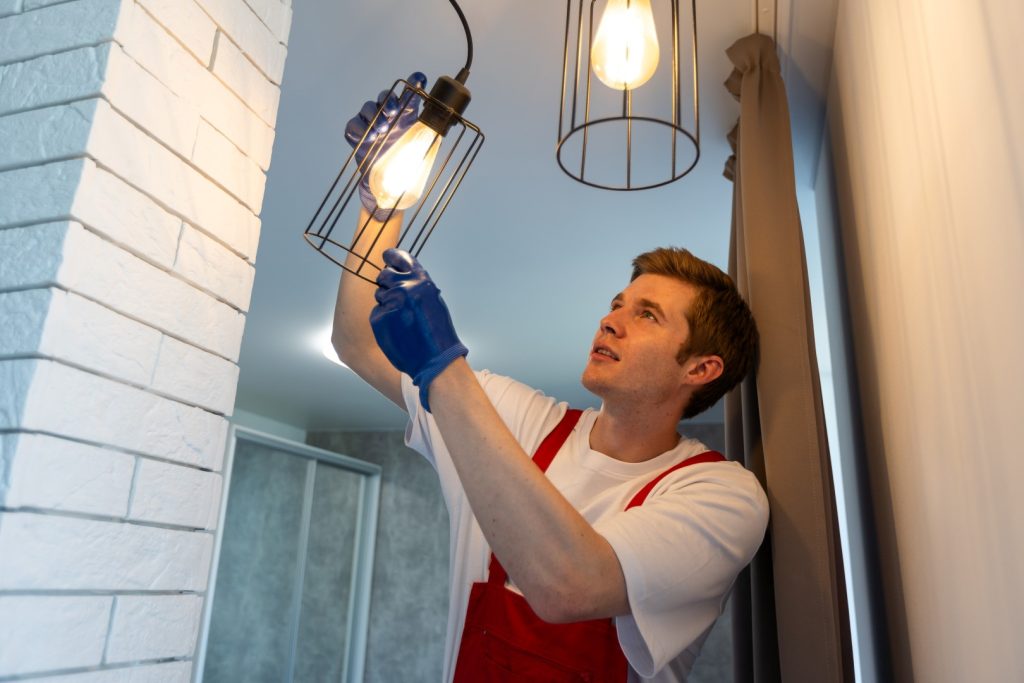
[304,1,484,283]
[557,0,700,190]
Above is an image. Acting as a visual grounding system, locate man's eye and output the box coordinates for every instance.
[641,310,657,320]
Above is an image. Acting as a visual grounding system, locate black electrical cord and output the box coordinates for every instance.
[417,0,475,134]
[448,0,473,83]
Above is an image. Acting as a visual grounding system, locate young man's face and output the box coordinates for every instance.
[581,273,698,409]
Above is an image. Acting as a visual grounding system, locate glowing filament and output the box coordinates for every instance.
[591,0,660,90]
[369,121,442,211]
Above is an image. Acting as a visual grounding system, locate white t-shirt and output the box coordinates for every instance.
[402,370,769,683]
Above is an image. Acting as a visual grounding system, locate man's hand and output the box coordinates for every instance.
[344,72,428,220]
[370,248,468,412]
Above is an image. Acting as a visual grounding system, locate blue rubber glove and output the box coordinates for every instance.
[370,248,468,412]
[344,72,428,221]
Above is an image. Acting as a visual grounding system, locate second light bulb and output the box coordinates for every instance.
[591,0,660,91]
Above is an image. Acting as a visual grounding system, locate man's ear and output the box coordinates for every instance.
[684,354,724,387]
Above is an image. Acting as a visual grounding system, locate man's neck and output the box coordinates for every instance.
[588,402,684,464]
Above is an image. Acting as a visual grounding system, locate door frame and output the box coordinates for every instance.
[193,425,382,683]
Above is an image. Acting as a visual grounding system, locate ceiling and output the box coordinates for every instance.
[234,0,837,432]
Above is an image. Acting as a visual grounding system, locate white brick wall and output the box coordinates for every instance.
[106,595,204,662]
[0,222,247,362]
[0,288,162,386]
[211,31,281,126]
[0,1,23,20]
[30,662,193,683]
[242,0,292,45]
[0,43,109,115]
[118,2,276,169]
[0,0,290,677]
[0,596,112,675]
[175,223,256,312]
[0,512,214,590]
[135,0,217,64]
[129,458,222,528]
[0,359,229,468]
[193,0,287,82]
[2,433,135,516]
[192,117,268,212]
[0,0,127,65]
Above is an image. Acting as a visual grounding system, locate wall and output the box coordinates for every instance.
[0,0,291,679]
[828,1,1024,680]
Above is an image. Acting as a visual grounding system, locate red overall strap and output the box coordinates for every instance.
[454,415,725,683]
[625,450,726,510]
[533,408,583,473]
[487,408,582,586]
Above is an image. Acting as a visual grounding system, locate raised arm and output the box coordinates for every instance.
[370,251,629,622]
[332,210,405,408]
[330,72,428,409]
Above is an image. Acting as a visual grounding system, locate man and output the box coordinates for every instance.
[332,77,769,682]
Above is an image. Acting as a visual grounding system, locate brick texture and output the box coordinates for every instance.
[1,432,135,516]
[11,359,229,467]
[135,0,217,65]
[0,595,112,676]
[28,662,193,683]
[128,456,222,529]
[0,0,125,65]
[210,30,280,125]
[1,222,246,362]
[106,595,204,662]
[0,1,22,20]
[193,0,287,83]
[0,0,291,679]
[0,511,214,590]
[118,3,275,168]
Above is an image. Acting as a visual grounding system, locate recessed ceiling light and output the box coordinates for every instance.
[315,327,349,369]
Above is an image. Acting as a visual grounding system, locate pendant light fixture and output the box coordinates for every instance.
[305,0,484,282]
[557,0,700,190]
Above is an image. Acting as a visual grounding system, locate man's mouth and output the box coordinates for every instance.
[592,345,620,361]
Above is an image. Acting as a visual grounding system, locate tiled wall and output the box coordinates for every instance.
[0,0,291,679]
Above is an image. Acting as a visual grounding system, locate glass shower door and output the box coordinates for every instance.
[196,427,380,683]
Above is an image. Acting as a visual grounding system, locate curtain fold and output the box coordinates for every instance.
[722,33,852,683]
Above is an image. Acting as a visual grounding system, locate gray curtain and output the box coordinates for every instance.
[722,34,853,682]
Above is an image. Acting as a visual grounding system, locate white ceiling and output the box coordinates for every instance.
[235,0,837,431]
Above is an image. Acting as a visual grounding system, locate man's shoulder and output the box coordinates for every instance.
[474,368,537,392]
[474,369,556,410]
[655,445,768,511]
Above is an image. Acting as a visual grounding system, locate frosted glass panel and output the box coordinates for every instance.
[201,435,373,683]
[204,441,307,683]
[294,465,362,683]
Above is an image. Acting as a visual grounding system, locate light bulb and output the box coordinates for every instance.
[368,121,442,211]
[591,0,660,91]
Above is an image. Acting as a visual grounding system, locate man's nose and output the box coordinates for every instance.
[600,310,624,337]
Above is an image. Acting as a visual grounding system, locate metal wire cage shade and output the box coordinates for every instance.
[557,0,700,190]
[304,77,484,283]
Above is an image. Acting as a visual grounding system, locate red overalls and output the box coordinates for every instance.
[452,409,725,683]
